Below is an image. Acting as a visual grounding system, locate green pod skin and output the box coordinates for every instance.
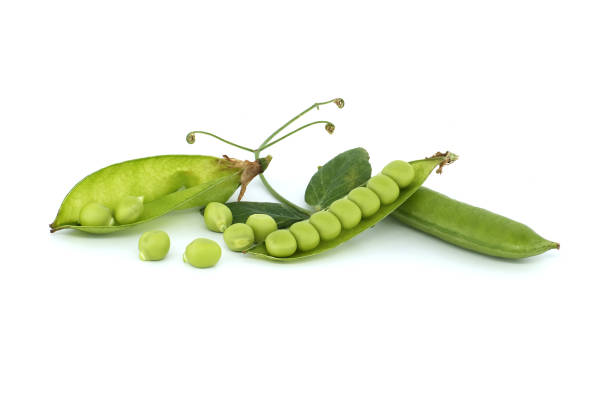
[289,220,321,251]
[265,230,298,257]
[329,198,362,229]
[309,211,342,241]
[367,174,400,205]
[50,155,271,234]
[392,187,559,259]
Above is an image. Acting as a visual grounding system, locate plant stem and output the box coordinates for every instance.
[186,131,255,153]
[258,173,313,215]
[258,121,334,152]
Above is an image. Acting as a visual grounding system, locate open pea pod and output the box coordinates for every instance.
[50,154,271,234]
[247,152,457,261]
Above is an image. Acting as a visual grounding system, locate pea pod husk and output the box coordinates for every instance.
[392,187,559,259]
[247,152,456,261]
[50,154,271,234]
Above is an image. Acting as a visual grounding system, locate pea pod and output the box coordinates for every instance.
[50,154,271,234]
[392,187,559,258]
[247,151,457,261]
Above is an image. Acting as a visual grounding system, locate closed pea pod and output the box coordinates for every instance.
[347,187,380,217]
[328,198,362,229]
[392,187,559,259]
[367,174,400,205]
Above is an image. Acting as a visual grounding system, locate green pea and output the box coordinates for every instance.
[265,230,297,257]
[367,174,400,205]
[309,211,342,241]
[114,196,144,224]
[329,198,362,229]
[223,223,255,251]
[382,160,415,188]
[183,238,221,268]
[289,220,320,251]
[203,202,233,232]
[246,214,278,242]
[138,230,170,261]
[79,202,115,226]
[348,187,381,217]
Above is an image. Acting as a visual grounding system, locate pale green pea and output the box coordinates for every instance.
[329,198,362,229]
[79,202,115,226]
[265,229,297,257]
[367,174,400,205]
[203,202,233,232]
[347,187,381,217]
[138,230,170,261]
[246,214,278,242]
[382,160,415,188]
[223,223,255,251]
[183,238,221,268]
[289,220,320,251]
[309,211,342,241]
[114,196,144,224]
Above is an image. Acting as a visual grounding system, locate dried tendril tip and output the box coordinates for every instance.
[325,123,335,134]
[186,133,196,144]
[334,98,345,109]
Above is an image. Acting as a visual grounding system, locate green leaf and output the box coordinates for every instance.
[304,147,372,211]
[247,152,457,261]
[223,202,309,229]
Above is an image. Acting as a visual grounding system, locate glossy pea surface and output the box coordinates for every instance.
[223,223,255,251]
[138,230,170,261]
[289,220,320,251]
[115,196,144,224]
[204,202,233,232]
[265,230,298,257]
[183,238,221,268]
[329,198,362,229]
[382,160,415,188]
[79,202,114,226]
[347,187,380,217]
[367,174,400,205]
[309,211,342,241]
[246,214,278,242]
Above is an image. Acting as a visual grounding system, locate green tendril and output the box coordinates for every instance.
[186,131,255,153]
[258,121,334,152]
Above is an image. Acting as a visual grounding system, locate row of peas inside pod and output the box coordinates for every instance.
[138,230,223,269]
[79,196,145,226]
[202,160,415,258]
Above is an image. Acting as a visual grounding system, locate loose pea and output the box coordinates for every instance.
[183,238,221,268]
[138,230,170,261]
[382,160,415,188]
[246,214,278,242]
[329,198,362,229]
[203,202,233,232]
[79,202,115,226]
[289,220,320,251]
[223,223,255,251]
[347,187,381,217]
[114,196,144,224]
[309,211,342,241]
[265,230,297,257]
[367,174,400,205]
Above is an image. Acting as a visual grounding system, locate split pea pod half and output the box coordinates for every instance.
[247,151,457,261]
[392,187,559,259]
[50,154,272,234]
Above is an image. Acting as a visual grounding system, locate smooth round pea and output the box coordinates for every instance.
[265,230,297,257]
[183,238,221,268]
[79,202,115,226]
[246,214,278,242]
[203,202,233,232]
[289,220,320,251]
[223,223,255,251]
[114,196,144,224]
[329,198,362,229]
[382,160,415,188]
[348,187,381,217]
[366,174,400,205]
[138,230,170,261]
[309,211,342,241]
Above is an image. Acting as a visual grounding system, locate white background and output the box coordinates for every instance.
[1,1,610,406]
